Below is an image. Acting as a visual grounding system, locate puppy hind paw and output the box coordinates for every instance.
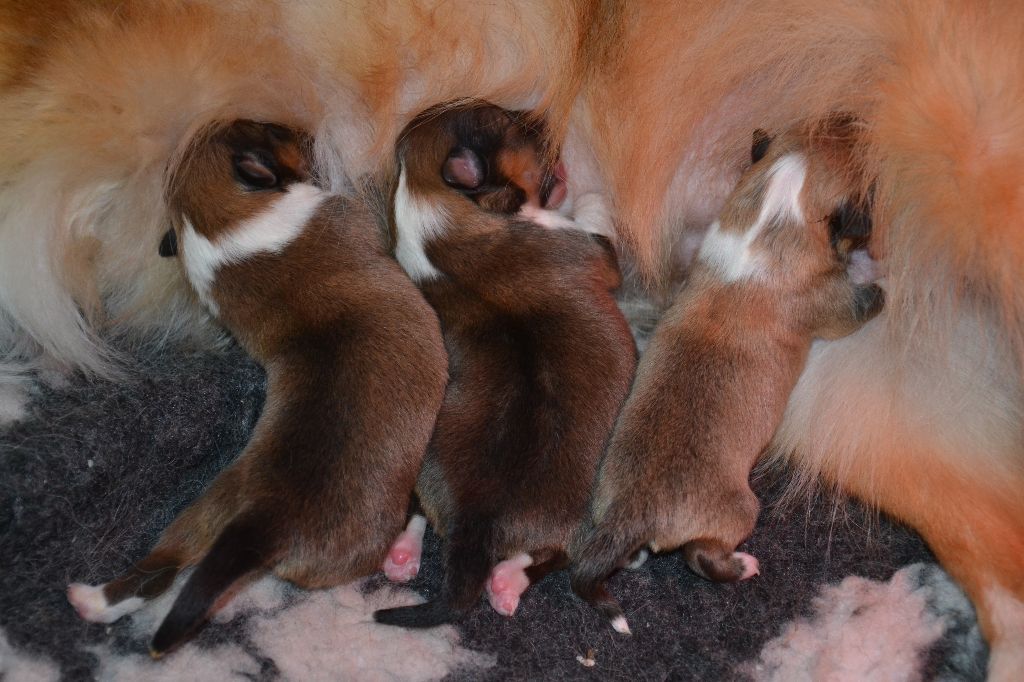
[382,515,427,583]
[684,539,760,582]
[610,615,632,635]
[485,553,533,617]
[382,552,420,583]
[67,583,144,623]
[733,552,760,580]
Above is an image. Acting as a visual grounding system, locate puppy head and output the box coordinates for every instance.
[161,120,319,315]
[399,102,566,214]
[700,115,883,336]
[163,120,313,252]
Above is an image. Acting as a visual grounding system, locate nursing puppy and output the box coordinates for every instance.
[571,122,884,633]
[67,120,448,655]
[374,103,636,627]
[3,3,1023,675]
[381,107,573,584]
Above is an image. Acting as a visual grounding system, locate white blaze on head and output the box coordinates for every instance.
[179,182,324,314]
[393,165,446,282]
[698,153,807,282]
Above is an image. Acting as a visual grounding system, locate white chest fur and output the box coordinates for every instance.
[393,166,446,282]
[180,183,324,314]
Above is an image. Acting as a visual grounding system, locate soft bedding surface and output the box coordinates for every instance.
[1,340,987,681]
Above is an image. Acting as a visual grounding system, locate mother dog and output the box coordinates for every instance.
[0,1,1020,677]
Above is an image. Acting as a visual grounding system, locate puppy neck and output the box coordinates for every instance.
[393,164,447,282]
[179,182,324,314]
[697,153,808,284]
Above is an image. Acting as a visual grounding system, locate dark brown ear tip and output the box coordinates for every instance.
[263,122,314,154]
[158,228,178,258]
[751,129,773,164]
[262,122,298,141]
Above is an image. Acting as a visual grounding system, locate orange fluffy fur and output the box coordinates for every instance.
[0,1,1020,676]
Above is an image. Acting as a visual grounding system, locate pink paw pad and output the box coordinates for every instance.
[382,515,427,583]
[734,552,760,580]
[485,553,533,617]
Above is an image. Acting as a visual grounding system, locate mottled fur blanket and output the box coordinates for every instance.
[1,343,985,681]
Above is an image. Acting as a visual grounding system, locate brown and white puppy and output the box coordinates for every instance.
[570,120,884,633]
[4,4,1023,675]
[381,107,574,583]
[373,103,636,628]
[66,120,448,655]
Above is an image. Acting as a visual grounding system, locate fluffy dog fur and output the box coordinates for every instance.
[0,1,1021,677]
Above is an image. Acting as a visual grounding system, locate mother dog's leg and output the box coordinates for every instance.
[772,312,1024,680]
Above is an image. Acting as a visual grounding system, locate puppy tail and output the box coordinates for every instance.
[569,520,643,635]
[150,512,275,656]
[372,596,457,629]
[374,515,495,628]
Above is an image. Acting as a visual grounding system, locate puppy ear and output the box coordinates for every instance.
[233,150,279,190]
[158,228,178,257]
[443,146,486,189]
[751,129,773,164]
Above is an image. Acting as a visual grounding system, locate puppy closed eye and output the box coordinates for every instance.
[233,151,280,190]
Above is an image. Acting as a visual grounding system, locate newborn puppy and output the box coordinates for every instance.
[381,109,577,583]
[374,103,636,628]
[67,120,448,655]
[381,110,575,583]
[570,119,885,633]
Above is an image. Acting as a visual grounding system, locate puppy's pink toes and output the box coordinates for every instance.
[491,593,522,617]
[485,553,533,617]
[611,615,632,635]
[67,583,143,623]
[734,552,760,580]
[382,515,427,583]
[383,552,420,583]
